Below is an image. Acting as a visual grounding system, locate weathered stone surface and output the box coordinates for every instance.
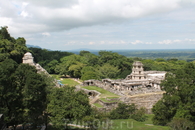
[82,61,166,113]
[119,93,163,113]
[22,52,49,74]
[22,52,60,87]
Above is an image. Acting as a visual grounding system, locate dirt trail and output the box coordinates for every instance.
[71,78,83,84]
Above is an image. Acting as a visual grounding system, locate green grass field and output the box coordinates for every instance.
[50,74,80,87]
[109,119,169,130]
[93,103,104,108]
[96,114,169,130]
[61,78,79,86]
[82,86,119,98]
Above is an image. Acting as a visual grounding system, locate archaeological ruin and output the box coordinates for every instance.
[80,61,166,113]
[22,52,61,87]
[23,52,49,74]
[22,52,166,112]
[83,61,166,96]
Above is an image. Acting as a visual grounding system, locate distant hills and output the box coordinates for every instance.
[26,44,41,48]
[26,45,195,61]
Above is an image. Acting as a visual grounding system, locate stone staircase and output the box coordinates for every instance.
[90,96,99,104]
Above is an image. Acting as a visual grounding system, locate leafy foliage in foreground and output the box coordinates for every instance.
[0,59,48,129]
[0,26,29,63]
[110,103,147,122]
[152,63,195,128]
[47,86,92,129]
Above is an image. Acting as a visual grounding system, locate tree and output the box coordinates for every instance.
[109,103,137,119]
[14,64,47,128]
[47,87,91,129]
[97,63,120,79]
[45,59,59,74]
[81,66,99,80]
[0,59,20,129]
[0,60,48,129]
[55,55,85,77]
[152,63,195,126]
[168,118,194,130]
[0,27,29,63]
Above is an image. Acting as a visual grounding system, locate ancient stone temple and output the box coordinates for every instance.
[22,52,62,87]
[22,52,48,74]
[22,52,35,65]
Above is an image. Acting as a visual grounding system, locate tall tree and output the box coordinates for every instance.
[47,87,91,129]
[14,64,47,128]
[152,63,195,126]
[0,27,29,63]
[0,60,48,129]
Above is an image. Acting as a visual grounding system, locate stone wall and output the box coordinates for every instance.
[83,79,162,96]
[75,85,101,98]
[76,84,163,113]
[119,93,163,113]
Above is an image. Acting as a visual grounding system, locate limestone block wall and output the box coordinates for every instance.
[119,93,163,113]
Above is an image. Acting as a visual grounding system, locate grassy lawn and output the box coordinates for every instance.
[108,119,169,130]
[93,103,104,108]
[107,97,119,99]
[82,86,119,98]
[50,74,80,87]
[50,74,60,80]
[104,114,169,130]
[61,78,79,86]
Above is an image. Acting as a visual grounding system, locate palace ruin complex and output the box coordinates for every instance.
[83,61,166,96]
[81,61,166,113]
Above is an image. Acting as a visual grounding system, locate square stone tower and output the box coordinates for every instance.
[126,61,146,80]
[22,52,35,65]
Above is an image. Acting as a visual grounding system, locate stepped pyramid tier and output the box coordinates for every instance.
[22,52,61,87]
[22,52,48,74]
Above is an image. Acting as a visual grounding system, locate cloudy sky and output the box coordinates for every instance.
[1,0,195,50]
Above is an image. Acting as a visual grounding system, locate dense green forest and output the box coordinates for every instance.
[29,47,190,80]
[1,26,195,129]
[0,27,98,130]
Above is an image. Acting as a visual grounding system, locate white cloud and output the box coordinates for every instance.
[145,42,153,44]
[89,42,95,45]
[131,40,143,45]
[185,38,195,42]
[158,40,173,44]
[0,0,195,50]
[0,0,185,35]
[20,11,28,17]
[173,39,181,42]
[42,32,51,36]
[158,39,195,45]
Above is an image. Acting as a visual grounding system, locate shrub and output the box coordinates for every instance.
[168,118,194,130]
